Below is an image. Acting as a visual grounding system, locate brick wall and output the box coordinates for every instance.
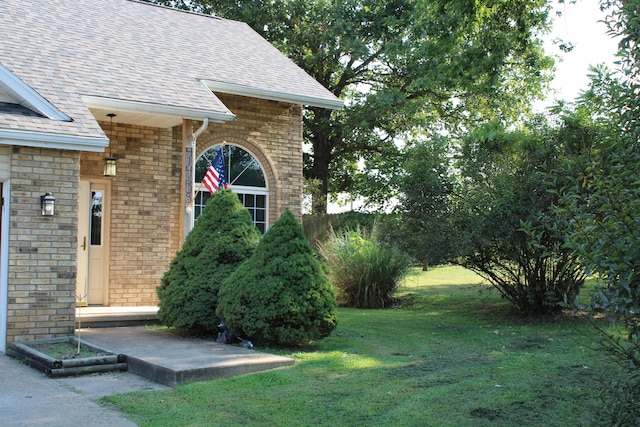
[81,122,180,306]
[75,97,303,307]
[6,146,79,343]
[197,94,304,224]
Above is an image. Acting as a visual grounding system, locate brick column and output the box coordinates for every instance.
[6,146,79,343]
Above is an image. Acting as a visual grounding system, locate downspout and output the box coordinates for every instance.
[193,117,209,141]
[184,118,209,240]
[191,117,210,191]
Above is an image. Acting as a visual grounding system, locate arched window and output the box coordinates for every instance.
[194,144,268,233]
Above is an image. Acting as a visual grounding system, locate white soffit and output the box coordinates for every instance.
[0,63,72,121]
[202,80,344,110]
[0,88,13,103]
[82,95,236,128]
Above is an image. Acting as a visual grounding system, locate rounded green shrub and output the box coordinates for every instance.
[217,209,338,346]
[319,226,412,309]
[157,190,260,334]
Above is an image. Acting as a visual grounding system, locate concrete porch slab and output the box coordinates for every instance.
[79,326,295,387]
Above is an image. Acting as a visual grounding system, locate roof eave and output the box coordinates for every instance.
[202,80,344,110]
[0,129,108,152]
[82,95,236,125]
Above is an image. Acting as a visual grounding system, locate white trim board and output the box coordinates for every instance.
[0,180,9,353]
[0,129,108,152]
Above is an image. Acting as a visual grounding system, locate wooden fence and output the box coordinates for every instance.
[302,214,346,248]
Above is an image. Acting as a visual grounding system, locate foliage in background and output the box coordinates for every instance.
[553,1,640,423]
[149,0,554,212]
[319,225,412,308]
[217,210,337,346]
[332,211,378,234]
[397,121,586,316]
[157,190,260,334]
[379,135,456,268]
[301,211,378,250]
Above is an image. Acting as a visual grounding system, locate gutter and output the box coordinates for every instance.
[0,129,108,152]
[202,80,344,110]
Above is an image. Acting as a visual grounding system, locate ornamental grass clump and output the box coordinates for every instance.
[319,226,412,309]
[217,209,337,346]
[157,190,260,334]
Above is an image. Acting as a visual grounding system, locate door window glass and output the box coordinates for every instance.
[90,191,102,246]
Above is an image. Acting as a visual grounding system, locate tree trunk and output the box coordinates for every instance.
[307,109,334,215]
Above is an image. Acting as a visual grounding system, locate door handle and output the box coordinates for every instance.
[81,236,87,251]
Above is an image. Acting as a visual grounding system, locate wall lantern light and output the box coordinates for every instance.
[103,113,117,177]
[40,192,55,216]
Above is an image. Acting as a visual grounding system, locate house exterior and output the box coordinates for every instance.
[0,0,341,352]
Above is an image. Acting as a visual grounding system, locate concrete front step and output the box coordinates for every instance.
[76,306,160,328]
[79,326,295,387]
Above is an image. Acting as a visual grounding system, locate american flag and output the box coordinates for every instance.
[202,147,227,193]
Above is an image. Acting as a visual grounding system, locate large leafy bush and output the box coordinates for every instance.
[157,190,260,334]
[398,122,586,316]
[554,2,640,422]
[319,226,412,309]
[217,210,337,346]
[455,124,587,315]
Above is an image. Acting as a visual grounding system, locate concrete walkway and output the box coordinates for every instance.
[2,325,295,425]
[0,354,142,426]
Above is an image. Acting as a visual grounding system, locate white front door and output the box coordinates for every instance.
[77,180,110,306]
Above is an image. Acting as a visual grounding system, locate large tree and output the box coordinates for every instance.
[150,0,554,212]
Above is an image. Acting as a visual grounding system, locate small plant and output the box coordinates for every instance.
[217,210,337,346]
[319,225,412,308]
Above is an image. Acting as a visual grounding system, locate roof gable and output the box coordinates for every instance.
[0,64,71,122]
[0,0,342,148]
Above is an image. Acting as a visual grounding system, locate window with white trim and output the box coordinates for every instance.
[194,144,268,233]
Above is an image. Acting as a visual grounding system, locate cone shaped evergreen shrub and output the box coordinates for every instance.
[157,190,260,334]
[217,209,338,346]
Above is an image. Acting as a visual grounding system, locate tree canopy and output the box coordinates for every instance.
[149,0,554,212]
[391,119,587,315]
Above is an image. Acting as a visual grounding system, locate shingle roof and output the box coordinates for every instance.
[0,0,341,146]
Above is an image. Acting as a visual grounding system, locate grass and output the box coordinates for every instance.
[26,340,105,359]
[103,265,620,426]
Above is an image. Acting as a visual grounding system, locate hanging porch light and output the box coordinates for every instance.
[103,113,117,177]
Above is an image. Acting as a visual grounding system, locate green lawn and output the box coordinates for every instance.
[103,265,619,426]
